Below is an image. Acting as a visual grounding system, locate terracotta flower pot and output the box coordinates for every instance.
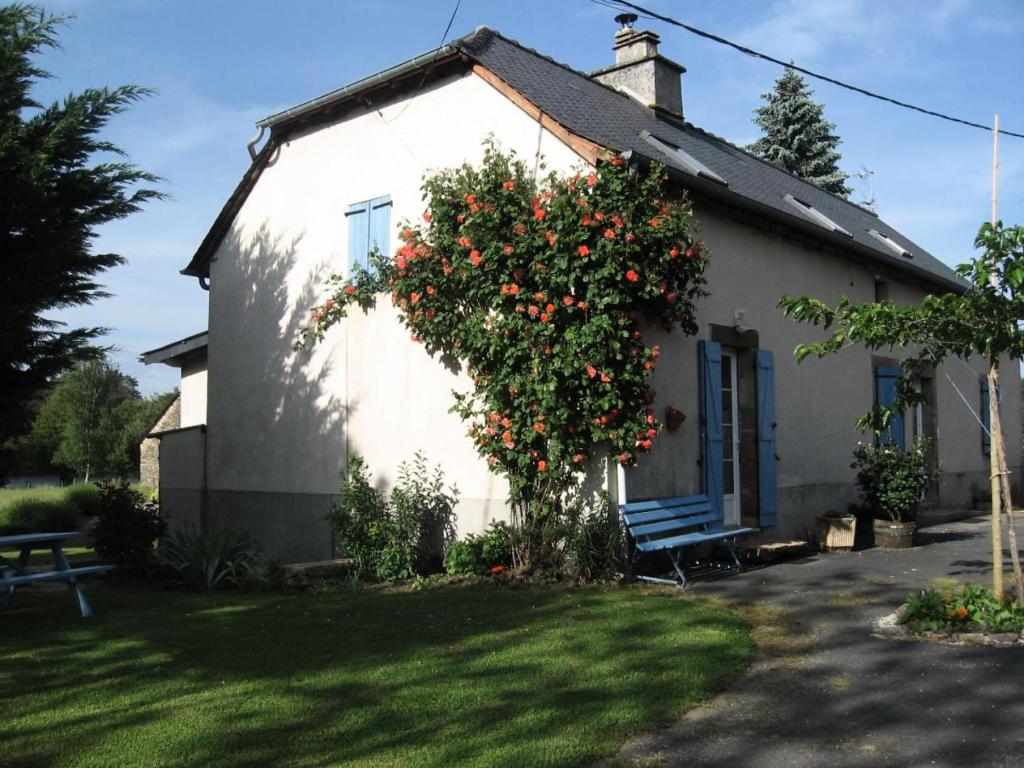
[873,519,917,549]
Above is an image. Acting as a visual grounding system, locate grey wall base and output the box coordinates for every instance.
[206,489,335,564]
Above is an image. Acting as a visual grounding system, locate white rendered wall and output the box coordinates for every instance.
[179,358,207,428]
[206,70,587,536]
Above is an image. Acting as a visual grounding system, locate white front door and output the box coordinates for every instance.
[721,350,741,527]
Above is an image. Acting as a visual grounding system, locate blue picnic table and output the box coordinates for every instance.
[0,532,115,618]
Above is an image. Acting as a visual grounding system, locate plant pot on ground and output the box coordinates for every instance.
[818,510,856,551]
[851,440,935,550]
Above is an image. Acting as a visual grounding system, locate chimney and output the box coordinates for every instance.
[591,13,685,117]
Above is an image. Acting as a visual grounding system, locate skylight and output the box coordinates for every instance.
[867,228,913,259]
[782,194,852,238]
[639,131,727,186]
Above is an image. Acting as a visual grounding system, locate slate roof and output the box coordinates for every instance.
[183,26,962,291]
[455,28,961,290]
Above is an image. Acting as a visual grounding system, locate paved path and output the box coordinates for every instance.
[615,516,1024,768]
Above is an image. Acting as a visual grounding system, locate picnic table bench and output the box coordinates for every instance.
[620,493,754,587]
[0,532,115,617]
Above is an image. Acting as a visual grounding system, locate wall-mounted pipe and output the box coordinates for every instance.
[246,125,267,161]
[198,276,210,291]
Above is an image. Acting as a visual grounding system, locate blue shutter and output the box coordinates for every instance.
[345,201,370,277]
[981,380,991,455]
[368,195,393,272]
[698,340,724,522]
[875,366,905,449]
[756,350,778,527]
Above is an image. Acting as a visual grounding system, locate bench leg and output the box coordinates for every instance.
[52,545,94,619]
[0,584,13,610]
[724,539,743,572]
[668,549,688,587]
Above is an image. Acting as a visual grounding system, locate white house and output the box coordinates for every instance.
[153,22,1020,562]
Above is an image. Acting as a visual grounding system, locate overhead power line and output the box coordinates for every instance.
[595,0,1024,140]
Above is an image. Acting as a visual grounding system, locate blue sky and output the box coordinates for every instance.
[36,0,1024,394]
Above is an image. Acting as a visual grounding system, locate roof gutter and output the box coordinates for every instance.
[256,44,459,130]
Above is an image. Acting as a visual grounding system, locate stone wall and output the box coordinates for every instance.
[139,396,181,487]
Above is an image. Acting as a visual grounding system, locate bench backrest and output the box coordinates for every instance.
[620,494,721,545]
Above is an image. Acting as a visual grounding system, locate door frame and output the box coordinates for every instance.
[721,348,741,527]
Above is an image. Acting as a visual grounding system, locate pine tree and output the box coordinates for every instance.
[0,4,160,444]
[747,66,851,197]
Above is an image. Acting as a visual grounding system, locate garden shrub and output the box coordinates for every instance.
[0,497,80,535]
[851,440,934,522]
[159,525,263,591]
[92,480,165,576]
[443,521,515,576]
[328,454,458,581]
[564,491,621,581]
[900,583,1024,634]
[65,483,101,518]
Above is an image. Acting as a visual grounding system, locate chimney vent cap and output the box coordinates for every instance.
[614,12,639,30]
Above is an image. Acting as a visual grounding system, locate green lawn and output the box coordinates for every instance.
[0,582,754,768]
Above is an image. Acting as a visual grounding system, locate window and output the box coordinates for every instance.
[639,131,728,186]
[867,228,912,259]
[874,366,905,449]
[782,194,852,238]
[346,195,392,275]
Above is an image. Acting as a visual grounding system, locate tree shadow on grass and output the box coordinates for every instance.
[0,582,754,768]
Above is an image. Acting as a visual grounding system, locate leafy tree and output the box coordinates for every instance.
[747,66,851,197]
[779,221,1024,605]
[302,144,707,569]
[31,357,144,481]
[0,4,160,444]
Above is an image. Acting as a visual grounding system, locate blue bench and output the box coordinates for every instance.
[620,494,754,587]
[0,532,116,618]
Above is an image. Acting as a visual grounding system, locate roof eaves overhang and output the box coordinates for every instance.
[140,331,209,367]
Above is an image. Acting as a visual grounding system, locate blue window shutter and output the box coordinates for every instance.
[698,340,724,522]
[368,195,393,270]
[756,349,778,528]
[875,366,905,449]
[345,201,370,277]
[981,380,991,455]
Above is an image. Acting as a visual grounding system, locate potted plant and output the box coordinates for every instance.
[817,509,856,551]
[851,440,934,549]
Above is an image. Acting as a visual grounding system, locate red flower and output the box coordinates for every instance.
[581,214,592,226]
[604,229,616,239]
[577,244,589,258]
[577,197,588,207]
[502,244,514,254]
[470,250,482,266]
[573,453,585,463]
[563,295,574,306]
[422,212,431,223]
[540,312,550,322]
[426,285,437,295]
[625,269,638,282]
[502,180,515,190]
[649,218,662,228]
[686,242,703,258]
[513,223,527,235]
[465,194,476,204]
[527,305,540,317]
[641,439,653,449]
[410,292,421,304]
[600,372,612,383]
[508,284,520,296]
[401,227,414,240]
[487,455,497,466]
[647,428,658,437]
[489,564,507,575]
[612,214,624,228]
[586,173,598,187]
[534,422,545,433]
[586,365,597,379]
[537,460,547,472]
[345,285,356,295]
[546,231,557,245]
[534,208,546,220]
[670,247,680,259]
[595,212,605,222]
[625,232,635,242]
[502,430,513,445]
[470,203,480,213]
[618,453,630,464]
[456,214,465,224]
[312,309,324,320]
[545,303,555,313]
[458,236,473,248]
[577,300,587,310]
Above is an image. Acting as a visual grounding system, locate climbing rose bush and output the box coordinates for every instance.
[302,143,707,567]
